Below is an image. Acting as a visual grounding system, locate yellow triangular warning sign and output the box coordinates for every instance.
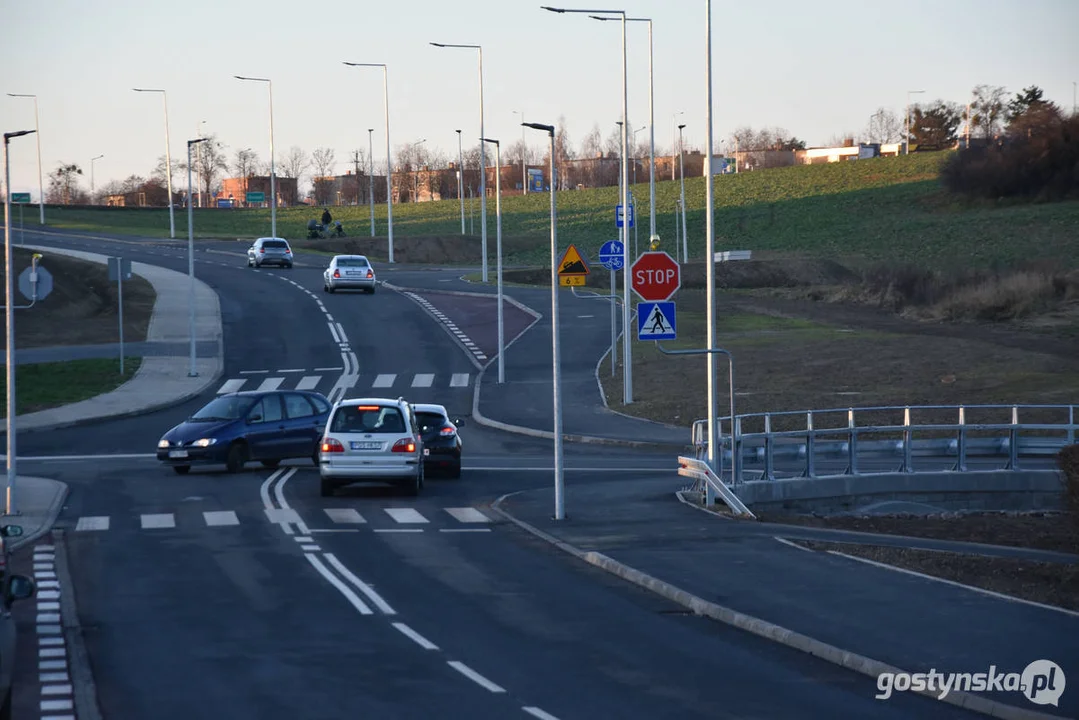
[557,244,589,276]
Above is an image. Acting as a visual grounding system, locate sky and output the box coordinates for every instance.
[2,0,1077,198]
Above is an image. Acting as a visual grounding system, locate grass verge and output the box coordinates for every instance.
[0,357,142,416]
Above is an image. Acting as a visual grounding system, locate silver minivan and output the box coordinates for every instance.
[247,237,294,268]
[318,397,424,497]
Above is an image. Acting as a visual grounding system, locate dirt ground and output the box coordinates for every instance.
[5,248,155,348]
[794,539,1079,612]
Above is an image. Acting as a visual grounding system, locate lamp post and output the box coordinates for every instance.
[407,139,426,202]
[678,123,688,262]
[513,111,527,194]
[482,138,505,385]
[3,128,35,516]
[523,121,564,520]
[343,62,395,263]
[234,76,276,237]
[90,155,104,204]
[6,95,44,225]
[368,128,375,236]
[195,120,206,208]
[905,89,925,155]
[456,130,465,234]
[672,110,684,181]
[132,88,176,238]
[544,5,632,404]
[186,138,207,378]
[430,42,488,283]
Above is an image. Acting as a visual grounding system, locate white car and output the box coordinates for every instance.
[323,255,376,294]
[318,397,424,497]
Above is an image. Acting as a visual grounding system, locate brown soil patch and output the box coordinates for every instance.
[796,540,1079,612]
[5,248,155,348]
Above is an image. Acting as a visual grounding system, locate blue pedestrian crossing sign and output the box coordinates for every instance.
[637,301,676,341]
[598,240,625,271]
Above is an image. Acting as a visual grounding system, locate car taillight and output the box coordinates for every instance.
[259,248,265,253]
[322,438,344,453]
[391,438,416,453]
[439,426,456,437]
[333,269,340,278]
[367,270,373,278]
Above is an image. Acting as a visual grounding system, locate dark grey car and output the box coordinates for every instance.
[247,238,294,268]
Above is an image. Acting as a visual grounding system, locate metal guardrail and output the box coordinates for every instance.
[691,404,1077,482]
[677,456,755,518]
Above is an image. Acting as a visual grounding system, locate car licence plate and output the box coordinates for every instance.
[351,441,381,450]
[423,448,430,456]
[168,450,188,459]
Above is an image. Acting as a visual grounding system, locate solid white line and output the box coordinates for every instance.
[304,554,373,615]
[140,513,175,529]
[328,323,341,343]
[774,537,813,552]
[315,367,343,372]
[392,622,438,650]
[372,373,396,388]
[260,468,285,511]
[384,508,428,524]
[450,373,470,387]
[446,661,505,693]
[324,553,396,614]
[374,528,424,533]
[439,528,492,533]
[239,369,269,375]
[256,377,284,392]
[826,550,1079,618]
[523,707,561,720]
[277,368,305,373]
[217,378,246,394]
[75,516,109,531]
[335,322,347,341]
[411,373,435,388]
[264,508,301,527]
[296,375,321,390]
[444,507,491,523]
[274,468,309,534]
[203,511,240,527]
[324,508,365,524]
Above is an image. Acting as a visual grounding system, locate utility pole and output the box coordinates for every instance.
[351,150,363,205]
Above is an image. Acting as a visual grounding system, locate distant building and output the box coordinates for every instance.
[219,176,299,207]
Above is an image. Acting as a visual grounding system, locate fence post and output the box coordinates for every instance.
[805,411,816,478]
[956,405,967,472]
[1009,405,1020,470]
[1069,405,1075,446]
[734,416,744,484]
[847,408,858,476]
[903,406,914,473]
[764,413,774,481]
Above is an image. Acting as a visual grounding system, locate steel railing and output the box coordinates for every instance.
[690,404,1077,483]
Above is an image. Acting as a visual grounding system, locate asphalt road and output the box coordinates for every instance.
[9,230,984,719]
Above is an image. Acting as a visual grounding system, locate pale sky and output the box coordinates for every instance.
[2,0,1077,197]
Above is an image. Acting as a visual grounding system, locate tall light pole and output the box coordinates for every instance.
[366,128,375,235]
[672,110,684,181]
[4,128,35,516]
[456,129,465,234]
[544,5,632,404]
[234,76,276,237]
[513,111,527,194]
[343,62,395,263]
[186,138,207,378]
[430,42,488,283]
[678,123,688,262]
[905,89,925,155]
[89,155,104,204]
[482,138,505,385]
[6,95,44,225]
[523,121,563,520]
[132,88,176,238]
[195,120,206,208]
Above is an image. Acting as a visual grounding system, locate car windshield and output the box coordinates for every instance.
[330,405,406,434]
[263,240,289,249]
[416,411,447,431]
[190,395,255,422]
[337,258,369,268]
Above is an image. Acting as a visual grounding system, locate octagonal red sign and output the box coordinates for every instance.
[630,251,681,301]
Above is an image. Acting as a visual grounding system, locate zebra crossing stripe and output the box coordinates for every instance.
[256,377,284,392]
[75,516,109,531]
[296,375,321,390]
[324,508,365,524]
[444,508,491,523]
[450,373,470,387]
[384,508,428,524]
[217,378,246,394]
[140,513,175,529]
[411,374,434,388]
[203,511,240,526]
[373,374,396,388]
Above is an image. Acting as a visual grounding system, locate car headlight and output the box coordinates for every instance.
[192,438,217,448]
[158,438,170,449]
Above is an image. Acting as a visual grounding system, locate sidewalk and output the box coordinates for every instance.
[1,476,68,553]
[8,245,224,433]
[494,478,1078,720]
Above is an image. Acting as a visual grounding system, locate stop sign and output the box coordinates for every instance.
[630,251,681,301]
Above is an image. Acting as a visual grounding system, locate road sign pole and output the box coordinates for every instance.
[18,202,23,247]
[118,260,125,375]
[610,268,616,376]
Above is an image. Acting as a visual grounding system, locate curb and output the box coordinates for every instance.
[54,528,105,720]
[6,478,69,553]
[489,490,1069,720]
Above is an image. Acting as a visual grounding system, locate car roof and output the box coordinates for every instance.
[255,237,290,242]
[413,403,448,415]
[223,390,323,398]
[332,254,370,262]
[337,397,408,408]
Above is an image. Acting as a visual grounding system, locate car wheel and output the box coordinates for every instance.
[367,286,376,294]
[328,285,336,293]
[225,442,248,473]
[320,477,335,497]
[260,459,280,468]
[172,465,191,475]
[312,449,320,466]
[449,461,461,480]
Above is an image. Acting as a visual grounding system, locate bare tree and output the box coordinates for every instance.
[278,146,309,205]
[865,108,902,143]
[552,115,573,190]
[232,148,260,197]
[971,84,1009,139]
[46,163,84,204]
[579,124,603,159]
[311,147,336,178]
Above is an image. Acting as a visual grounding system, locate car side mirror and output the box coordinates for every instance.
[6,574,34,602]
[453,418,466,428]
[0,524,23,538]
[248,414,262,424]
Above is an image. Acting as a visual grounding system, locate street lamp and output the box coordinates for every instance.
[677,123,689,262]
[195,120,206,208]
[455,130,465,234]
[90,154,104,204]
[513,111,527,194]
[186,138,207,378]
[593,14,656,251]
[430,42,488,283]
[522,121,564,520]
[6,95,44,225]
[905,89,925,155]
[132,88,176,238]
[367,128,375,236]
[3,128,35,516]
[234,76,276,237]
[672,110,684,181]
[482,138,505,385]
[343,62,395,263]
[544,5,632,404]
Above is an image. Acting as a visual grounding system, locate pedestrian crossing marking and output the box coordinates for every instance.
[324,508,365,524]
[450,373,469,387]
[256,377,284,392]
[411,374,434,388]
[265,508,302,524]
[373,374,396,388]
[384,508,428,524]
[444,508,491,523]
[75,516,109,531]
[203,511,240,526]
[217,379,246,395]
[296,376,320,390]
[140,513,175,529]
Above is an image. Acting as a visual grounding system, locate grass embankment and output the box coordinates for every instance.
[0,358,142,416]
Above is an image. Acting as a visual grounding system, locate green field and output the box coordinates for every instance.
[16,152,1079,270]
[0,357,142,417]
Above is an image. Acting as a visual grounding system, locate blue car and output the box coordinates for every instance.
[157,390,332,474]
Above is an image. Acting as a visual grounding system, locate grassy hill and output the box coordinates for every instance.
[18,151,1079,270]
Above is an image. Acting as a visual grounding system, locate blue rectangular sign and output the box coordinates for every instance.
[637,301,676,341]
[616,203,635,228]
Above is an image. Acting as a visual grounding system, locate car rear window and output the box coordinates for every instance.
[263,240,289,249]
[416,411,447,431]
[337,258,369,267]
[330,405,407,434]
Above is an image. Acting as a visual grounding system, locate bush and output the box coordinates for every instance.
[1058,445,1079,524]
